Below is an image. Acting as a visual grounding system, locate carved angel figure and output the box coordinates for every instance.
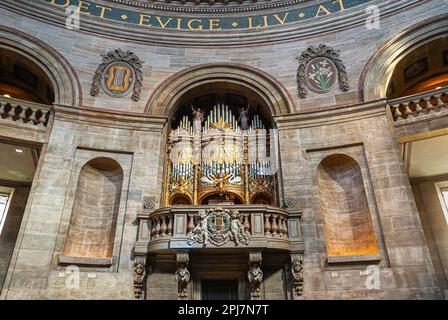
[229,210,249,245]
[238,105,250,130]
[189,210,208,245]
[291,256,304,296]
[248,266,263,297]
[133,258,146,299]
[191,105,204,132]
[175,266,190,297]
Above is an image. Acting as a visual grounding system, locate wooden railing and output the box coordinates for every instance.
[0,96,52,127]
[135,205,303,253]
[388,86,448,121]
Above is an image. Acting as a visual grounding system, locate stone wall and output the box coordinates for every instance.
[412,177,448,295]
[0,0,446,300]
[0,1,446,114]
[276,102,440,299]
[0,108,165,299]
[0,187,30,290]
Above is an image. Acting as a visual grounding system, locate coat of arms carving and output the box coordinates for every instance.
[188,208,250,247]
[90,49,144,101]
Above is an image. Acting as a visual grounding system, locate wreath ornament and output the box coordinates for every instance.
[90,49,144,102]
[296,44,349,99]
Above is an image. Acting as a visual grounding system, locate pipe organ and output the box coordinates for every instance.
[165,103,277,206]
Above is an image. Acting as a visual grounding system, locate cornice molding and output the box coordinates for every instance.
[53,104,167,132]
[104,0,308,14]
[0,0,427,46]
[274,98,388,129]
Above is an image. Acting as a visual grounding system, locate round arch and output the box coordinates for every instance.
[0,25,81,107]
[359,14,448,102]
[145,63,296,118]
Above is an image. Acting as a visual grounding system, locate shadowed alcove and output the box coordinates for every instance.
[317,154,378,258]
[62,157,123,263]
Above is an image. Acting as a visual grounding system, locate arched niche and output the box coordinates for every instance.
[251,193,273,205]
[0,25,81,107]
[62,157,123,261]
[317,154,378,257]
[170,193,193,206]
[359,14,448,101]
[200,192,244,206]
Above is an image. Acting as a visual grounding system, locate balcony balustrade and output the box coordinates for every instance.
[135,205,303,254]
[388,86,448,121]
[0,96,51,128]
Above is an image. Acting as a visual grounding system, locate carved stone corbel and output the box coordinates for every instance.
[247,252,263,300]
[291,253,304,297]
[133,255,148,299]
[175,252,190,300]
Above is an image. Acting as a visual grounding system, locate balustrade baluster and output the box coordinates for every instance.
[160,216,167,237]
[0,103,6,118]
[423,97,433,113]
[414,101,423,115]
[404,105,413,119]
[18,108,27,124]
[441,93,448,108]
[154,218,161,239]
[167,215,173,236]
[393,106,403,120]
[283,218,288,237]
[7,105,16,120]
[187,214,195,235]
[264,214,271,236]
[151,218,157,238]
[272,214,278,237]
[243,214,250,234]
[28,110,38,124]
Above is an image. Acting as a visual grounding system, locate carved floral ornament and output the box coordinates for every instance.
[296,44,349,99]
[90,49,144,101]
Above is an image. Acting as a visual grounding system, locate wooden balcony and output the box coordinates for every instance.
[134,205,303,255]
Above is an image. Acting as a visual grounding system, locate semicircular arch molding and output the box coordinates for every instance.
[359,14,448,102]
[145,63,296,118]
[0,25,81,107]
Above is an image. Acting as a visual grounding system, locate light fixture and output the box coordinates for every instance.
[436,87,442,90]
[3,94,11,98]
[15,149,24,154]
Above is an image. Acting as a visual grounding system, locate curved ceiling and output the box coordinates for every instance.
[0,0,424,46]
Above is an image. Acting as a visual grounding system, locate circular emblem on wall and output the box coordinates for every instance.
[305,57,337,94]
[101,62,135,98]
